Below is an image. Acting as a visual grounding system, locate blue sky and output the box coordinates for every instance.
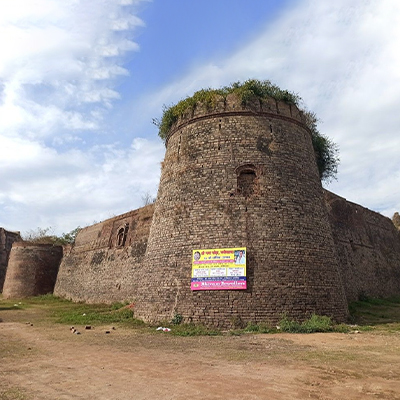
[1,0,400,236]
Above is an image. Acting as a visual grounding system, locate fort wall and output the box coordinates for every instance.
[3,243,63,298]
[5,94,400,328]
[325,191,400,302]
[53,204,154,303]
[0,228,21,291]
[52,186,400,325]
[52,188,400,325]
[133,94,348,327]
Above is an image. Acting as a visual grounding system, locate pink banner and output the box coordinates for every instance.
[191,279,247,291]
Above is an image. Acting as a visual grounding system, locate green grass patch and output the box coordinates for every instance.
[348,295,400,330]
[3,294,400,335]
[54,305,133,324]
[51,302,144,327]
[110,301,130,310]
[244,321,274,334]
[278,314,349,334]
[1,295,144,327]
[24,293,70,305]
[168,323,221,337]
[0,303,25,312]
[0,387,28,400]
[0,293,69,308]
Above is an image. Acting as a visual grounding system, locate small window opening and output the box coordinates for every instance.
[237,165,257,198]
[117,223,129,247]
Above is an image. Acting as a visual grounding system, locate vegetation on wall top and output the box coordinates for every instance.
[303,110,339,183]
[22,226,81,245]
[153,79,300,141]
[153,79,339,182]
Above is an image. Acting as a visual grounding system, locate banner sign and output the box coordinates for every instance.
[191,247,247,291]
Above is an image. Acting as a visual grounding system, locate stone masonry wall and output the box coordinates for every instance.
[3,243,62,298]
[54,204,154,303]
[0,228,21,291]
[133,94,348,327]
[325,190,400,302]
[50,95,400,328]
[52,188,400,322]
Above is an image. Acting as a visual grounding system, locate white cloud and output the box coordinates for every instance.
[0,0,155,234]
[0,134,164,234]
[2,0,400,236]
[145,0,400,218]
[0,0,146,139]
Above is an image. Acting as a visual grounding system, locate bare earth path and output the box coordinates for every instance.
[1,317,400,399]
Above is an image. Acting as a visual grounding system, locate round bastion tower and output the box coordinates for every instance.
[135,93,348,328]
[3,243,63,298]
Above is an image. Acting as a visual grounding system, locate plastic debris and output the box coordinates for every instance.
[156,327,171,332]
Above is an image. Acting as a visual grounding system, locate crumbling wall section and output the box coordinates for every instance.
[325,190,400,302]
[54,204,154,303]
[0,228,22,291]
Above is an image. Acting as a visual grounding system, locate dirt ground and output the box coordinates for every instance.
[1,308,400,400]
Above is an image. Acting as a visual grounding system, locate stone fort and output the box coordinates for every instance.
[2,92,400,328]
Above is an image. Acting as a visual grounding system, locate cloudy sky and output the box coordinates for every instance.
[1,0,399,236]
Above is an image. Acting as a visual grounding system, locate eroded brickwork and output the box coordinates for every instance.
[133,94,348,327]
[325,191,400,302]
[54,205,154,303]
[47,94,400,328]
[3,243,62,298]
[0,228,21,291]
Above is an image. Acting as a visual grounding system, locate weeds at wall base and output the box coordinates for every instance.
[2,294,400,335]
[277,314,348,334]
[171,313,183,325]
